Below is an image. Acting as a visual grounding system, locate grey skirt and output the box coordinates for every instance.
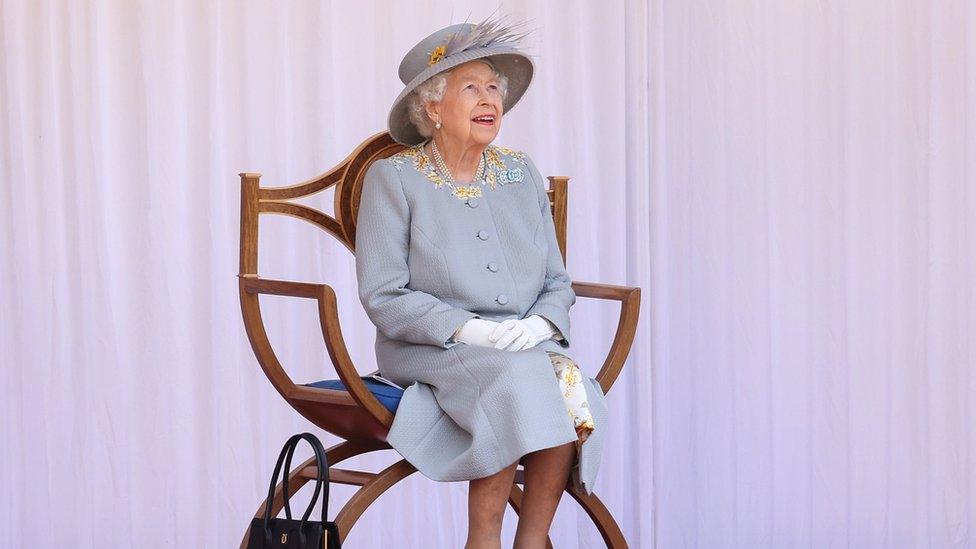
[379,339,609,495]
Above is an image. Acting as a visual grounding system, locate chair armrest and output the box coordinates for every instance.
[239,275,395,426]
[240,274,328,299]
[571,281,641,394]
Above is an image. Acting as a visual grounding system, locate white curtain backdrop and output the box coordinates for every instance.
[1,1,973,547]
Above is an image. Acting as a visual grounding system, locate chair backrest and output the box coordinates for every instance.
[239,131,569,278]
[237,131,572,442]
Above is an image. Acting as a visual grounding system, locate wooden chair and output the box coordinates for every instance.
[238,131,641,548]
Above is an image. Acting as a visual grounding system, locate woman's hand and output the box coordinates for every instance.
[453,318,501,348]
[489,315,557,351]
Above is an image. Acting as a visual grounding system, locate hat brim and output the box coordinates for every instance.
[387,45,534,146]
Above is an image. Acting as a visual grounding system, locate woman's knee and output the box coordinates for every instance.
[526,441,575,460]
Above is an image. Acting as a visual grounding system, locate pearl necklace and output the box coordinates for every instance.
[429,139,486,184]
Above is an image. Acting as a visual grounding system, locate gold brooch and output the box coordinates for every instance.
[452,185,483,200]
[428,45,446,66]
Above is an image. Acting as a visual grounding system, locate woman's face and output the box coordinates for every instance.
[427,60,504,147]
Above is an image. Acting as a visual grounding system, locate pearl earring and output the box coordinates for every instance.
[435,121,442,129]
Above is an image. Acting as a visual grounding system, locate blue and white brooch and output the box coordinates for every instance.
[498,167,524,185]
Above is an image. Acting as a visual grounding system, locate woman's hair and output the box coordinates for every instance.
[406,59,510,139]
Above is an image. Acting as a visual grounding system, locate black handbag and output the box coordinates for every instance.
[247,432,341,549]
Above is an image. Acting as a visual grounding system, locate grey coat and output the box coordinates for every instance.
[354,142,608,494]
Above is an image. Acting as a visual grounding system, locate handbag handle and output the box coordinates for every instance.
[282,433,330,525]
[260,433,330,545]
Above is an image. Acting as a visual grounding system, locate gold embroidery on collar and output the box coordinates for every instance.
[389,143,528,200]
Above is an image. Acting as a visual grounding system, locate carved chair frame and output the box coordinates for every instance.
[238,132,640,547]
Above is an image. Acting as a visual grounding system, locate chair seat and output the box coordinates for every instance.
[306,378,403,412]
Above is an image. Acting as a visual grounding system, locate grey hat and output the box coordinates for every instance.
[387,17,534,146]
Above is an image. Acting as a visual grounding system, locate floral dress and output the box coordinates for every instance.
[547,352,596,446]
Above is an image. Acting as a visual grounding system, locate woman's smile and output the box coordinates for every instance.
[472,113,496,126]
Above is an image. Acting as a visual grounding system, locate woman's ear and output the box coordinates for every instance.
[424,102,440,126]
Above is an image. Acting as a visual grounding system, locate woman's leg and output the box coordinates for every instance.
[466,460,519,549]
[513,441,576,548]
[513,352,594,546]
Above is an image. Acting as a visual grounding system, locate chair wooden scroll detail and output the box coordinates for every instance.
[238,131,641,548]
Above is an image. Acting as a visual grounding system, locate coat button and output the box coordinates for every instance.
[496,294,509,305]
[466,197,479,208]
[486,262,498,272]
[477,230,489,240]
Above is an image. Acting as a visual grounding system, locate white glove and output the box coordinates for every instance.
[489,315,557,351]
[452,318,500,348]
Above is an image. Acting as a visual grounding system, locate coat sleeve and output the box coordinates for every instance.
[355,159,478,348]
[522,154,576,347]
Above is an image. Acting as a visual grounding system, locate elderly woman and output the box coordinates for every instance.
[355,17,609,548]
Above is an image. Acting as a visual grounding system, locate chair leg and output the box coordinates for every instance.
[333,458,417,539]
[239,440,387,549]
[565,486,629,548]
[242,442,627,548]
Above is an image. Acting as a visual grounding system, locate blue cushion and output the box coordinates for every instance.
[305,378,403,412]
